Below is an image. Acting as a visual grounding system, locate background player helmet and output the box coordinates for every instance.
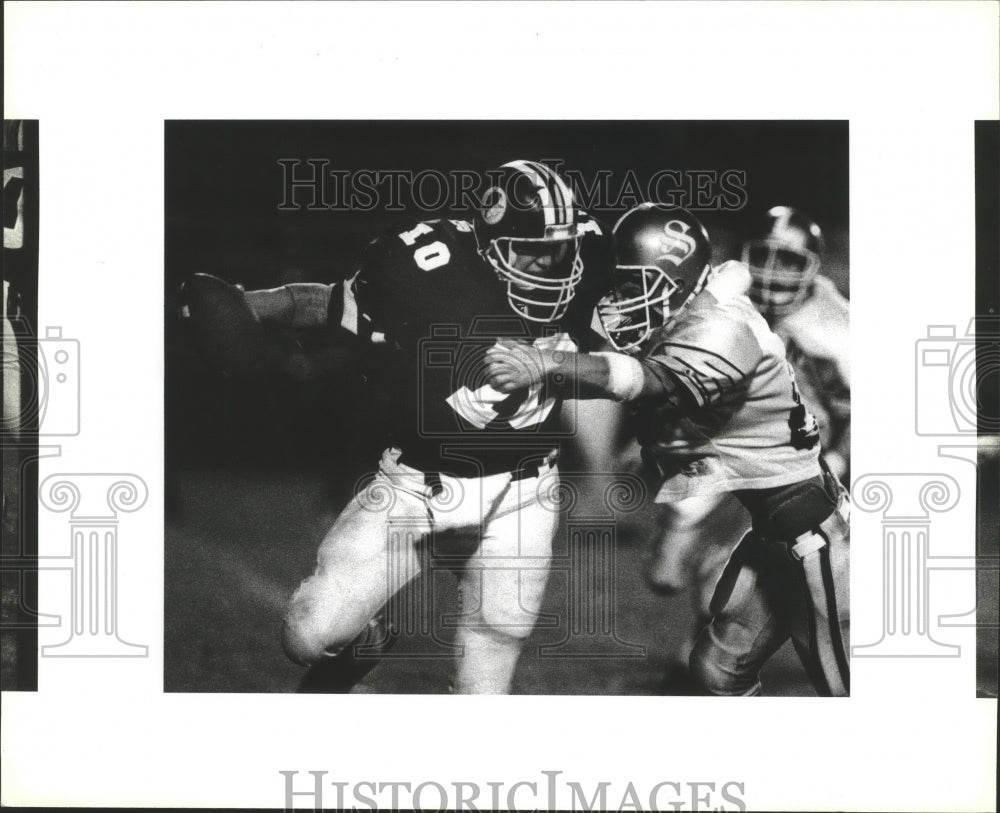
[598,204,713,352]
[474,160,584,323]
[741,206,825,318]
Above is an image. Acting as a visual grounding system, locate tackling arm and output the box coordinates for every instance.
[485,341,692,406]
[181,273,361,380]
[244,283,334,328]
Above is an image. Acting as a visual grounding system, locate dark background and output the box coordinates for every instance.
[165,120,849,468]
[164,121,851,693]
[974,120,999,698]
[166,120,849,295]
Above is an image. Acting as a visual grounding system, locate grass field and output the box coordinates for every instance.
[164,464,816,696]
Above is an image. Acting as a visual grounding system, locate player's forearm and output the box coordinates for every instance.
[244,286,294,323]
[244,283,333,328]
[547,350,671,402]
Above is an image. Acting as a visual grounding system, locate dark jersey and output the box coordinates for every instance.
[330,216,612,476]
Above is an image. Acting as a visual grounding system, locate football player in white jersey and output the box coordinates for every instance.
[743,206,850,482]
[485,203,850,696]
[644,207,851,686]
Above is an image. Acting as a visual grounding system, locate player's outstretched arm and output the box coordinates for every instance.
[181,274,353,379]
[180,273,275,376]
[484,340,682,403]
[244,283,334,328]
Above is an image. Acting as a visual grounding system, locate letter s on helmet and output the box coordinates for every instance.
[598,204,713,352]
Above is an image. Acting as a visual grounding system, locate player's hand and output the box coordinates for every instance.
[485,339,550,393]
[181,273,275,377]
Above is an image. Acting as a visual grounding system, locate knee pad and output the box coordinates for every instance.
[659,494,728,532]
[646,576,689,597]
[453,624,524,694]
[645,559,691,595]
[281,587,361,666]
[281,615,331,667]
[689,632,762,697]
[466,568,546,641]
[464,598,537,642]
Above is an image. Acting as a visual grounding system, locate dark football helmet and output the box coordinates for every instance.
[741,206,824,317]
[598,204,713,352]
[473,160,584,323]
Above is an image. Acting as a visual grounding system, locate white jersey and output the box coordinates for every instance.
[633,262,823,501]
[772,275,850,453]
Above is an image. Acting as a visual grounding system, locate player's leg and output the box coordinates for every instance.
[787,496,851,697]
[692,495,750,614]
[651,494,747,692]
[281,450,432,666]
[647,493,733,594]
[2,286,20,442]
[2,288,21,521]
[452,468,560,694]
[689,531,793,696]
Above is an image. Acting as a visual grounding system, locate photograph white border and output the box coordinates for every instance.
[3,2,998,809]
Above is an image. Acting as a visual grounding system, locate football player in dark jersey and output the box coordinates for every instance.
[485,203,850,696]
[184,160,613,693]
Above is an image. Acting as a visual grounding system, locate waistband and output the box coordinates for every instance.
[736,470,842,541]
[391,448,558,496]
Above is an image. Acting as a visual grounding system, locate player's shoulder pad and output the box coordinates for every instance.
[362,218,470,277]
[577,212,613,256]
[650,275,764,378]
[809,275,849,315]
[779,275,850,342]
[366,217,443,251]
[777,276,850,376]
[704,260,752,302]
[571,212,615,317]
[576,210,606,235]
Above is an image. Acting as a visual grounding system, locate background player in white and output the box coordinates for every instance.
[743,206,850,482]
[183,160,612,694]
[645,206,851,687]
[485,203,850,696]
